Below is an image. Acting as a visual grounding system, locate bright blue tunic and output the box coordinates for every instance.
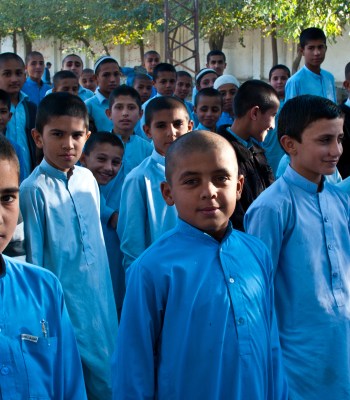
[85,90,113,131]
[245,165,350,399]
[21,77,51,105]
[0,254,87,399]
[20,160,118,400]
[112,219,288,399]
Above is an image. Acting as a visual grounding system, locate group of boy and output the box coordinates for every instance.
[0,25,350,400]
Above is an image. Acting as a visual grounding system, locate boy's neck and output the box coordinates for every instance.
[305,63,321,75]
[30,76,42,85]
[112,128,133,143]
[230,119,250,141]
[98,88,110,99]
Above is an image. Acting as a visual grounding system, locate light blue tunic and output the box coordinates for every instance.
[285,65,337,102]
[85,90,113,131]
[216,111,233,128]
[112,219,288,400]
[0,254,87,399]
[21,77,51,105]
[194,122,211,131]
[244,165,350,399]
[117,149,177,269]
[20,160,118,400]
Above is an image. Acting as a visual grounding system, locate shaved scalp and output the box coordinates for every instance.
[165,130,238,183]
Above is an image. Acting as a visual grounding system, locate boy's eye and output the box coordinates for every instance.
[184,178,198,185]
[216,176,229,183]
[73,133,83,139]
[97,157,107,162]
[112,160,122,166]
[173,120,184,128]
[1,194,16,203]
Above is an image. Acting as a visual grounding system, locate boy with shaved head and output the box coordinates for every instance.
[112,131,287,400]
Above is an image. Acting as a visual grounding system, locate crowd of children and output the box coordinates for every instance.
[1,25,350,399]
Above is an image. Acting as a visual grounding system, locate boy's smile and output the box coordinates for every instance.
[32,116,90,173]
[195,97,222,130]
[0,59,26,99]
[162,146,243,241]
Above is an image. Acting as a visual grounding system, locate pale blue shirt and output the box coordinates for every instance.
[20,160,118,400]
[216,111,233,128]
[117,149,178,269]
[194,122,211,131]
[285,65,337,102]
[112,219,288,400]
[85,90,113,131]
[22,77,51,105]
[244,165,350,399]
[6,91,31,178]
[0,254,87,399]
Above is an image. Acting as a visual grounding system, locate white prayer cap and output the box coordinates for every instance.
[213,74,240,90]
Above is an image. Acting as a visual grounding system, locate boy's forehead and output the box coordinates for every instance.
[113,95,138,105]
[155,71,176,80]
[64,56,82,64]
[0,59,24,70]
[134,78,151,85]
[28,55,44,62]
[57,78,78,86]
[151,107,188,122]
[209,55,224,62]
[304,39,326,47]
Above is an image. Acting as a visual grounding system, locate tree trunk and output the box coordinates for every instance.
[22,29,32,57]
[80,37,95,57]
[137,39,145,62]
[271,34,278,66]
[208,32,225,51]
[103,45,110,56]
[12,30,17,53]
[292,45,302,74]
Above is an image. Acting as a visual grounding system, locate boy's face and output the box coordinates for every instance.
[269,69,289,99]
[174,76,192,100]
[53,78,79,96]
[96,63,120,98]
[32,116,90,173]
[218,83,238,113]
[144,108,193,156]
[0,59,26,97]
[161,146,243,241]
[0,101,12,133]
[80,72,97,92]
[133,78,153,104]
[26,55,45,81]
[282,117,344,185]
[251,102,279,142]
[153,71,176,96]
[206,56,226,76]
[62,56,83,78]
[144,54,160,74]
[301,39,327,72]
[106,95,142,135]
[198,73,217,90]
[81,142,123,185]
[195,96,222,130]
[0,158,19,253]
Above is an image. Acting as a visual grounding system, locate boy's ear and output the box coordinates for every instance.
[187,119,194,132]
[236,174,244,201]
[80,152,87,167]
[32,128,43,148]
[85,131,91,142]
[105,109,111,119]
[344,80,350,92]
[139,109,143,118]
[280,135,297,155]
[143,124,152,139]
[161,181,175,206]
[250,106,260,121]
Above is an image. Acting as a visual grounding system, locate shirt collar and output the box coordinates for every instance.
[345,98,350,108]
[151,148,165,166]
[0,254,5,278]
[177,218,233,243]
[195,123,211,131]
[95,89,108,104]
[226,127,252,148]
[283,164,323,194]
[40,158,74,181]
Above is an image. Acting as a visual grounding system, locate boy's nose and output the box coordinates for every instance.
[200,181,216,199]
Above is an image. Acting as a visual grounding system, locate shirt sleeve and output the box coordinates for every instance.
[284,77,299,102]
[111,260,163,399]
[117,173,148,270]
[20,184,46,267]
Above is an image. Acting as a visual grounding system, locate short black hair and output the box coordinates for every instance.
[269,64,291,80]
[144,50,160,59]
[206,50,226,63]
[35,92,89,134]
[153,63,176,81]
[176,71,192,80]
[108,84,142,110]
[144,96,189,126]
[82,68,94,75]
[131,73,153,86]
[25,51,44,65]
[300,27,327,48]
[0,52,25,68]
[233,80,279,118]
[278,95,343,143]
[62,54,83,68]
[0,135,19,180]
[46,62,52,67]
[52,70,78,88]
[83,131,124,155]
[195,87,223,108]
[345,62,350,80]
[0,89,11,109]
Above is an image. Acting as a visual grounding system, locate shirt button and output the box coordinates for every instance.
[324,217,329,223]
[1,366,9,375]
[328,244,333,250]
[332,272,338,278]
[237,317,245,325]
[229,278,234,284]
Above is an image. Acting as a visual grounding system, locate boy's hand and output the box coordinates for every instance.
[108,211,119,230]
